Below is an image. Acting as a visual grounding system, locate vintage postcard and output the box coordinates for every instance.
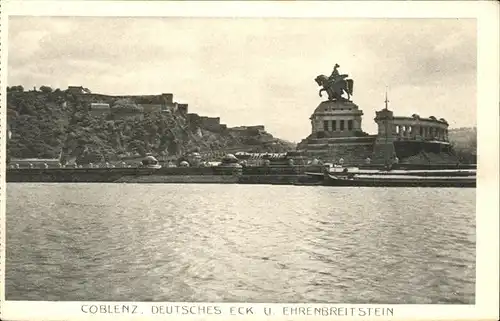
[0,1,498,320]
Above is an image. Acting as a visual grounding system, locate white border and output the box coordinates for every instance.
[0,0,491,18]
[1,1,499,321]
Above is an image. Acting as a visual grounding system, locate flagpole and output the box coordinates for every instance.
[384,86,390,168]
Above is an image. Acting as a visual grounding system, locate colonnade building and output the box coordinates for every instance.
[375,109,449,142]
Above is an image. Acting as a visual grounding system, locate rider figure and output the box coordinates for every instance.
[329,63,341,84]
[318,63,351,101]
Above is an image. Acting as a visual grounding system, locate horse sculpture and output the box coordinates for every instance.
[315,74,354,101]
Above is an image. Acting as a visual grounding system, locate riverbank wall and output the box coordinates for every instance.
[5,166,324,184]
[5,167,242,183]
[5,163,476,184]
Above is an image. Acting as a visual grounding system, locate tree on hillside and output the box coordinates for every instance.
[39,86,53,93]
[7,85,24,92]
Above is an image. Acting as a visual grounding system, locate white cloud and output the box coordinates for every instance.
[8,30,49,62]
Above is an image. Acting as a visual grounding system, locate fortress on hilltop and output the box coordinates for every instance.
[6,84,289,166]
[297,64,458,165]
[65,86,265,135]
[66,86,189,117]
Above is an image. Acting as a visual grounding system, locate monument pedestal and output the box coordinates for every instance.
[310,100,364,136]
[298,99,375,164]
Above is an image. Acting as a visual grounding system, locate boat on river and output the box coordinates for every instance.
[326,167,476,176]
[323,172,476,188]
[305,165,476,188]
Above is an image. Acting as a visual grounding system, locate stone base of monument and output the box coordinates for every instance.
[297,136,376,164]
[371,141,397,165]
[309,100,364,136]
[315,99,357,108]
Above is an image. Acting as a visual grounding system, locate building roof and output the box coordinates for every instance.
[313,100,360,114]
[91,103,110,109]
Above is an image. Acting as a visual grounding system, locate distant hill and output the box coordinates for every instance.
[6,88,295,164]
[448,127,477,148]
[448,127,476,163]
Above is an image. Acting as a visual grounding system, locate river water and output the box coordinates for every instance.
[6,183,475,303]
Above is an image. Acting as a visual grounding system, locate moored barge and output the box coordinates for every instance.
[323,172,476,188]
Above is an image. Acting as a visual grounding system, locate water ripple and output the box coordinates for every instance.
[6,183,475,303]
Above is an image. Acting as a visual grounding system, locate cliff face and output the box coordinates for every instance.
[6,89,294,163]
[7,90,70,159]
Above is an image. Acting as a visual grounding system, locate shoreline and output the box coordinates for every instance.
[5,165,476,186]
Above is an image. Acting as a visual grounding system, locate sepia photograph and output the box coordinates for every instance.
[0,1,498,320]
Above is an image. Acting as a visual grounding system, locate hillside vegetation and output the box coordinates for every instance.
[6,89,294,164]
[448,127,477,163]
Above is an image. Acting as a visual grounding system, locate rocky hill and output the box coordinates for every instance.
[6,88,295,164]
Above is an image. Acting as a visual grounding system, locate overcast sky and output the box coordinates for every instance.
[8,17,476,142]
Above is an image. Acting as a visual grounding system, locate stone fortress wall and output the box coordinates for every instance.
[67,86,264,134]
[67,86,184,116]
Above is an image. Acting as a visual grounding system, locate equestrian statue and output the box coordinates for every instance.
[315,63,354,101]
